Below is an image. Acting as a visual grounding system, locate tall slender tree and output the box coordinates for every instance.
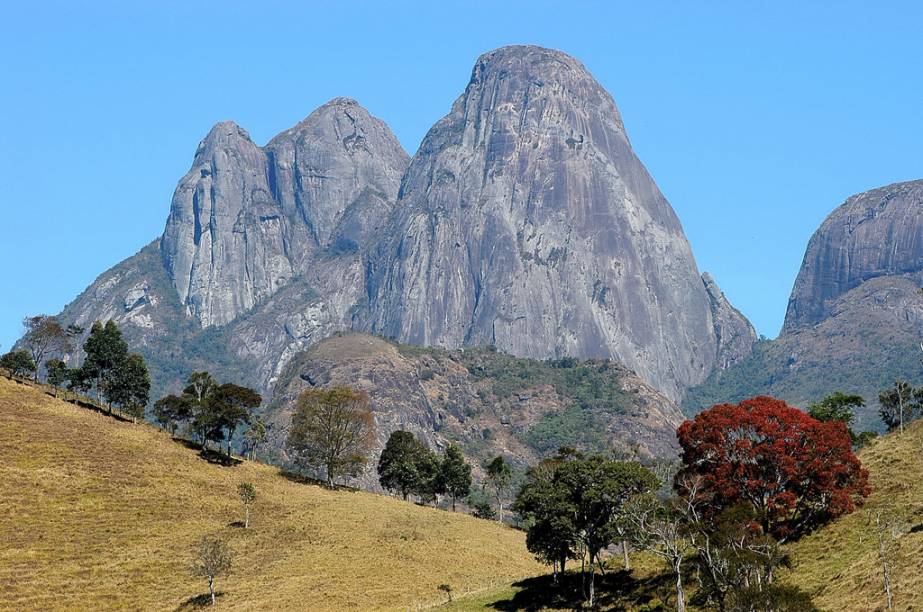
[440,444,472,511]
[82,321,129,409]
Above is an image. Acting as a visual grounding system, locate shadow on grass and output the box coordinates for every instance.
[487,568,674,611]
[176,591,225,610]
[228,520,246,528]
[278,469,359,492]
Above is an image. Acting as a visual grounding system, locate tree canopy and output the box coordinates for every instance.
[675,396,870,542]
[287,386,376,486]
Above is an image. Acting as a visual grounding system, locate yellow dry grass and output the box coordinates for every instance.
[782,419,923,611]
[0,377,541,611]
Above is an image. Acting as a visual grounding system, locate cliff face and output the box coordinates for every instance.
[365,46,752,400]
[783,180,923,333]
[161,98,409,328]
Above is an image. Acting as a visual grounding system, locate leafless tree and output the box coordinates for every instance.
[190,536,232,606]
[21,315,70,382]
[626,493,692,612]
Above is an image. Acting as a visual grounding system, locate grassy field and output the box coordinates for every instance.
[0,377,541,611]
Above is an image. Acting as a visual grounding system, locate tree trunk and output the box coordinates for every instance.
[209,576,216,606]
[245,505,250,529]
[622,539,631,570]
[451,494,456,511]
[588,551,596,608]
[674,558,686,612]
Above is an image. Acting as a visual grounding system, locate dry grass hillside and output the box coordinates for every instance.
[0,377,541,611]
[782,419,923,610]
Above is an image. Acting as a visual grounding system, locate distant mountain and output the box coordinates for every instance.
[685,180,923,430]
[39,45,753,458]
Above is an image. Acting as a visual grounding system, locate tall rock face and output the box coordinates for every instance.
[783,179,923,333]
[687,179,923,430]
[161,98,409,328]
[365,46,753,400]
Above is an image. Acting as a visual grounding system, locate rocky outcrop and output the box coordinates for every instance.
[265,333,685,489]
[783,179,923,333]
[161,98,408,328]
[364,46,752,401]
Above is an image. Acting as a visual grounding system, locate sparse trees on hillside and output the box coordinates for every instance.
[485,455,513,522]
[287,386,376,486]
[1,350,35,380]
[153,371,261,457]
[440,444,472,511]
[21,315,70,382]
[191,536,232,606]
[238,482,256,529]
[513,452,658,607]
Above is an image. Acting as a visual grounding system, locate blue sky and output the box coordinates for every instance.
[1,1,921,351]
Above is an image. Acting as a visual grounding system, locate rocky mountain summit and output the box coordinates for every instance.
[364,46,753,400]
[45,45,754,456]
[161,98,409,328]
[783,179,923,333]
[687,179,923,429]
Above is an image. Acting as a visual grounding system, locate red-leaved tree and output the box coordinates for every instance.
[675,396,870,543]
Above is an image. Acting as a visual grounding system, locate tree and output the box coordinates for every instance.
[879,381,917,434]
[626,493,692,612]
[440,444,472,511]
[809,392,870,447]
[153,394,194,437]
[808,391,864,426]
[183,371,218,447]
[190,536,232,606]
[1,350,35,380]
[45,359,68,397]
[378,430,427,500]
[205,383,261,457]
[66,366,91,401]
[413,447,445,504]
[512,454,578,583]
[676,397,870,548]
[286,386,376,486]
[243,418,267,460]
[238,482,256,529]
[81,320,129,408]
[555,456,659,607]
[108,353,150,421]
[21,315,70,382]
[485,456,513,523]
